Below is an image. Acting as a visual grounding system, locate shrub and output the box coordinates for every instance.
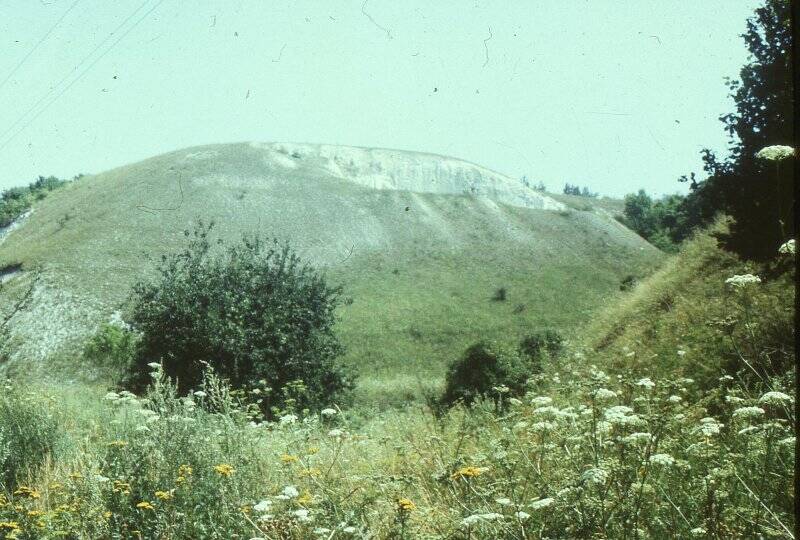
[491,287,507,302]
[518,330,564,363]
[83,322,139,377]
[127,222,354,414]
[0,383,62,488]
[440,342,533,409]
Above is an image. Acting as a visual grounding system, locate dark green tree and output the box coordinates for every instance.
[127,222,354,413]
[680,0,793,260]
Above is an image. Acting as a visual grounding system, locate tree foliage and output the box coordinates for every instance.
[127,222,354,413]
[680,0,793,260]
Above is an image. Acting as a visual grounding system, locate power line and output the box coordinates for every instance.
[0,0,163,152]
[0,0,81,94]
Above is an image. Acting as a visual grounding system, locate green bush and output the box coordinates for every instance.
[518,330,564,363]
[0,383,62,488]
[83,322,139,376]
[440,342,533,409]
[127,222,354,415]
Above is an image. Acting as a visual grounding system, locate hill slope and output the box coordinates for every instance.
[0,142,661,399]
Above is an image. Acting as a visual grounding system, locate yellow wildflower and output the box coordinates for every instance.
[178,464,193,477]
[307,447,319,455]
[13,486,40,499]
[240,505,252,514]
[297,491,313,505]
[107,440,128,448]
[397,498,416,512]
[451,466,483,480]
[136,501,155,511]
[155,490,173,501]
[213,464,235,477]
[69,472,84,481]
[26,510,44,518]
[298,467,321,478]
[103,511,112,519]
[112,480,131,495]
[0,521,21,530]
[280,454,299,464]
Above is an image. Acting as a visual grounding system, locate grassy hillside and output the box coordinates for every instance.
[0,221,793,539]
[0,143,660,401]
[581,220,795,388]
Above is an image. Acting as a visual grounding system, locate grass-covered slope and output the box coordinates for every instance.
[0,143,660,396]
[581,220,795,388]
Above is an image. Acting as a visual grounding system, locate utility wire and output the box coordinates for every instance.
[0,0,163,152]
[0,0,81,94]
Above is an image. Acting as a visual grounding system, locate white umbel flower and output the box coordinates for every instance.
[778,239,795,255]
[649,453,676,466]
[725,274,762,288]
[756,145,794,161]
[529,497,555,510]
[759,391,793,405]
[732,406,765,419]
[320,408,337,417]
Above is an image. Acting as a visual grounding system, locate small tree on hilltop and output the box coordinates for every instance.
[127,221,354,413]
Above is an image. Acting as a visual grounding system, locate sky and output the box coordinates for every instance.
[0,0,761,196]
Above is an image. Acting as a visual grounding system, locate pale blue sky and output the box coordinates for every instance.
[0,0,759,196]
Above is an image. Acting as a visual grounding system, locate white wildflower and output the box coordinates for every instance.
[604,405,642,426]
[253,500,272,513]
[193,391,207,398]
[668,395,682,403]
[649,453,675,466]
[755,145,794,161]
[778,239,795,255]
[533,406,560,416]
[328,428,345,438]
[320,408,337,417]
[623,432,652,445]
[281,485,299,498]
[279,413,298,425]
[581,468,609,485]
[147,362,161,369]
[531,396,552,407]
[696,417,723,437]
[313,528,330,535]
[104,392,120,401]
[529,497,554,510]
[293,508,312,522]
[636,378,655,389]
[732,406,765,419]
[495,497,512,506]
[677,349,686,357]
[759,391,793,406]
[508,397,523,407]
[515,511,531,520]
[725,274,761,288]
[593,388,617,400]
[342,526,357,534]
[690,527,707,536]
[725,395,745,404]
[531,421,557,432]
[737,426,761,436]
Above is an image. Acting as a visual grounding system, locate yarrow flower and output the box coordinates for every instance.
[396,498,416,512]
[593,388,617,400]
[695,417,723,437]
[279,414,298,425]
[320,408,337,417]
[213,464,235,477]
[759,391,793,406]
[732,406,765,419]
[755,145,795,161]
[451,466,484,480]
[778,239,795,255]
[636,378,655,389]
[529,497,555,510]
[725,274,761,288]
[649,453,676,466]
[581,467,609,485]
